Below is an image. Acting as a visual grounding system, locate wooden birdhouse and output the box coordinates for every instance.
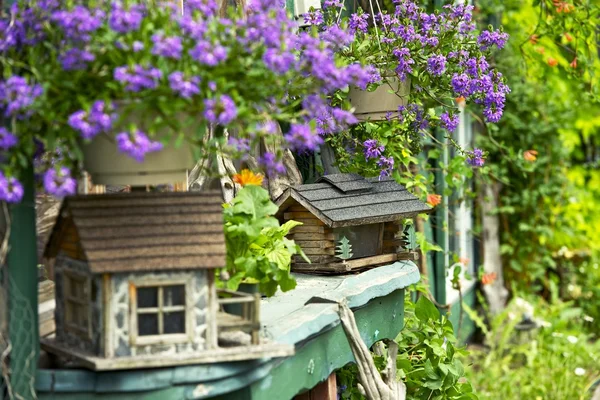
[41,191,292,370]
[276,174,432,274]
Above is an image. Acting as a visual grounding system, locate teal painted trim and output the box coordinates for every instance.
[306,262,420,307]
[36,360,271,393]
[7,164,39,400]
[448,285,477,344]
[225,289,407,400]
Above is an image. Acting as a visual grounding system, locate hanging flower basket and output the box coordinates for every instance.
[81,132,195,186]
[348,75,411,121]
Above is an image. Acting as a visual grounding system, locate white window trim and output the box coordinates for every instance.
[129,278,194,346]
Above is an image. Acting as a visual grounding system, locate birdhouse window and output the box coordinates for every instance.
[63,270,91,337]
[131,280,191,345]
[333,223,383,259]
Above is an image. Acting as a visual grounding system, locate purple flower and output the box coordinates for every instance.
[393,48,414,81]
[303,9,324,25]
[466,148,485,167]
[114,65,162,92]
[132,41,145,52]
[190,41,228,66]
[116,130,163,162]
[152,34,182,59]
[203,95,237,125]
[478,29,509,51]
[228,137,251,153]
[51,6,104,42]
[263,49,295,74]
[321,25,354,49]
[0,76,43,118]
[68,101,115,140]
[168,72,200,99]
[0,172,24,203]
[451,73,471,96]
[0,127,18,150]
[324,0,344,8]
[427,54,447,76]
[109,2,145,34]
[258,151,286,176]
[43,167,77,197]
[284,124,323,151]
[363,139,384,160]
[185,0,219,16]
[59,48,95,71]
[440,112,460,133]
[348,13,369,34]
[377,156,394,179]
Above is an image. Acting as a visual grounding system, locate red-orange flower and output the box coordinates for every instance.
[524,150,538,161]
[529,34,539,44]
[232,169,264,187]
[535,46,546,54]
[564,32,574,42]
[427,194,442,207]
[570,57,577,68]
[481,272,497,286]
[547,57,558,67]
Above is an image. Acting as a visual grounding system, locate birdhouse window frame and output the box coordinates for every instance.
[129,278,194,346]
[62,270,92,339]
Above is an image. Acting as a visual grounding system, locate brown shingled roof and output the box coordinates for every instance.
[45,191,226,273]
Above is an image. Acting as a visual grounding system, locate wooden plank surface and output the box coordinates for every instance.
[41,338,294,371]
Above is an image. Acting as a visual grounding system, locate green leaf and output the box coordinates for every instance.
[415,296,440,322]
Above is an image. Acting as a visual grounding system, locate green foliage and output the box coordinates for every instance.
[222,185,308,296]
[337,288,477,400]
[335,236,354,260]
[465,297,600,399]
[474,0,600,292]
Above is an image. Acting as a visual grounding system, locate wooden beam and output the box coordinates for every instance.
[40,338,294,371]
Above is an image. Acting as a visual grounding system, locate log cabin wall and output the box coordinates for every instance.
[284,204,337,267]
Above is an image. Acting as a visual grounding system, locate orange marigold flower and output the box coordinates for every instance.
[524,150,538,161]
[555,1,574,13]
[232,169,264,187]
[529,34,539,44]
[564,32,573,42]
[481,272,497,286]
[570,57,577,68]
[427,194,442,207]
[547,57,558,67]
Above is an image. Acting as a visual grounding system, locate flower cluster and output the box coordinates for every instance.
[0,0,371,201]
[68,101,115,140]
[319,0,508,177]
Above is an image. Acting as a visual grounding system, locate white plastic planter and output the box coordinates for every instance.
[348,76,411,121]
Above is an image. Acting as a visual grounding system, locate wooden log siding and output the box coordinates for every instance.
[287,206,337,269]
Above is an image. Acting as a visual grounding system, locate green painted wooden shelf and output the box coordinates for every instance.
[36,262,419,400]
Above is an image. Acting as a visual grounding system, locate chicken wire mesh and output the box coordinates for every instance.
[0,265,37,400]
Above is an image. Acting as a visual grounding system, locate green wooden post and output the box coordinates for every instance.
[6,164,39,399]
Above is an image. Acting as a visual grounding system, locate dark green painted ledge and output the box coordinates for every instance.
[36,262,420,400]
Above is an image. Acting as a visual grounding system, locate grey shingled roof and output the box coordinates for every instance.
[45,191,225,273]
[276,174,432,228]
